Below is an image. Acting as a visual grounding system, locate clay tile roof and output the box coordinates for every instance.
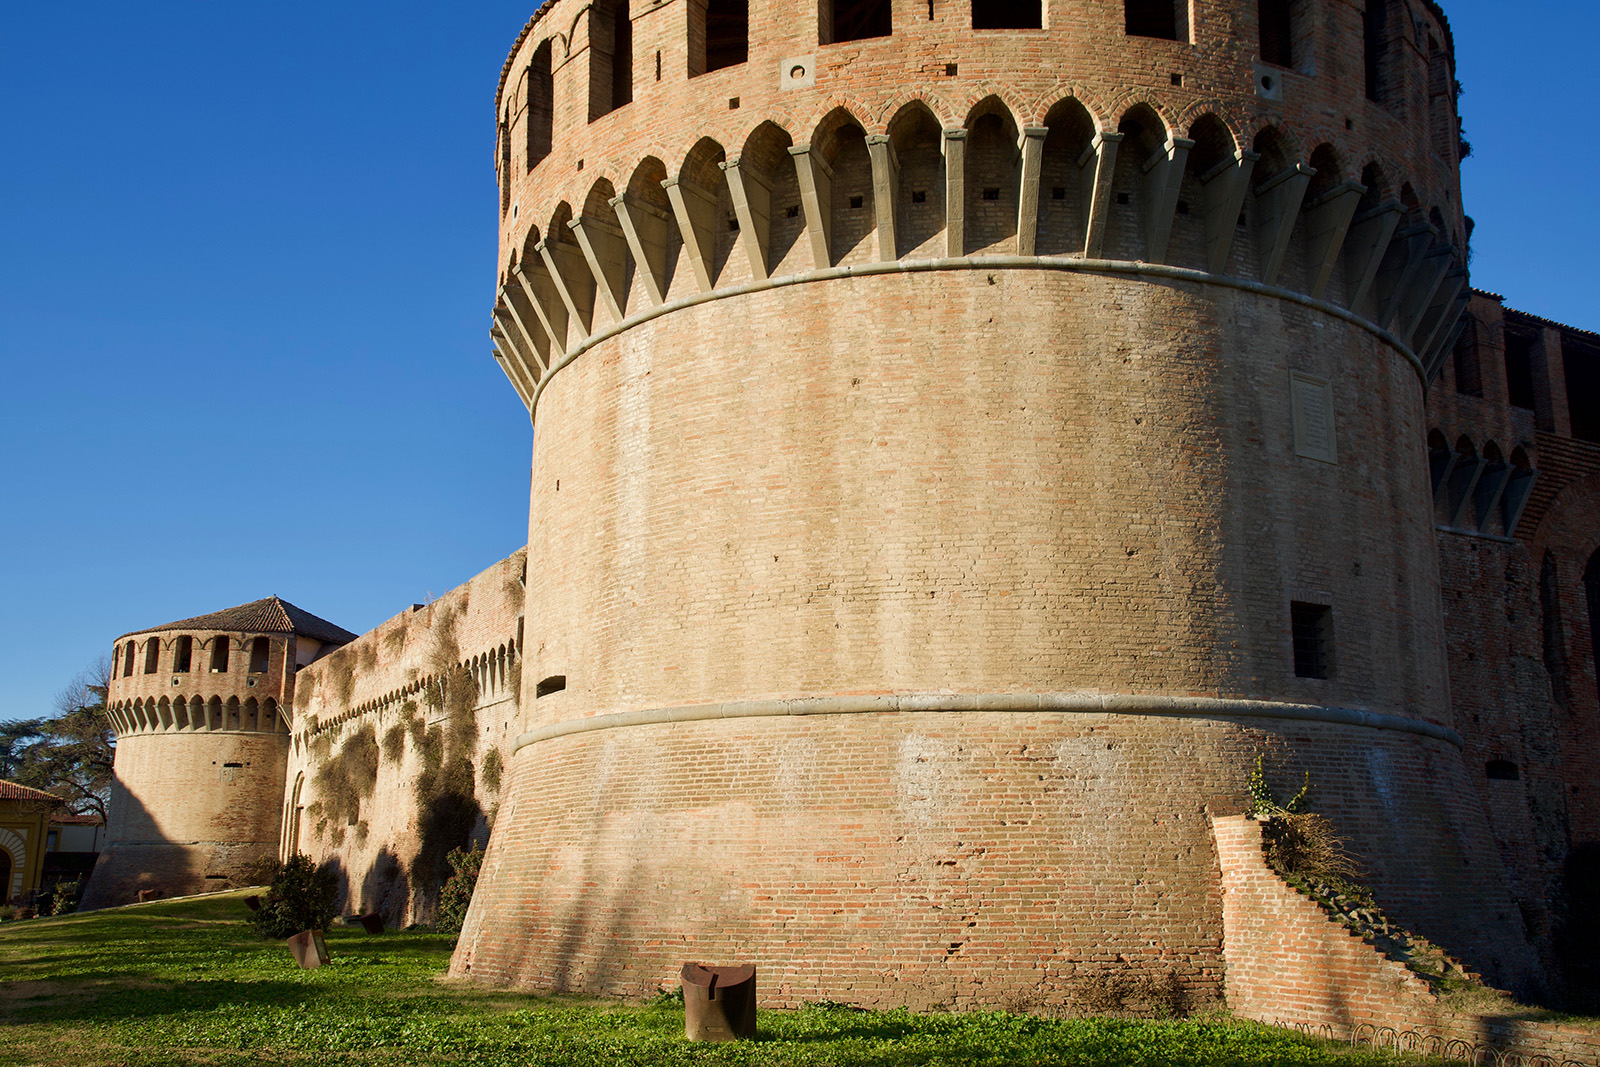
[0,781,64,803]
[49,813,104,825]
[120,597,358,646]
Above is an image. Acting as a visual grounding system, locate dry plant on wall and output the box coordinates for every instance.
[480,748,503,795]
[313,724,380,833]
[382,722,406,763]
[410,662,482,917]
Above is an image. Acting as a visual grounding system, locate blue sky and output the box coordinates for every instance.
[1,2,1594,721]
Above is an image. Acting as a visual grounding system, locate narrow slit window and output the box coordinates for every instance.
[1563,335,1600,443]
[1125,0,1183,40]
[123,641,136,677]
[173,635,193,674]
[972,0,1041,29]
[536,675,567,698]
[250,637,270,674]
[1586,550,1600,682]
[144,639,161,674]
[1290,602,1333,679]
[210,639,229,673]
[822,0,891,44]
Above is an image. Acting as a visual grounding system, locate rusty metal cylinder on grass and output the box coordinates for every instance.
[680,963,756,1041]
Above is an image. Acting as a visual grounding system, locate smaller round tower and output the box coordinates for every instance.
[82,598,355,908]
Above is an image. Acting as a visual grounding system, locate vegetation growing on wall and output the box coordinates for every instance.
[411,661,481,915]
[312,724,380,829]
[382,722,406,763]
[481,747,503,794]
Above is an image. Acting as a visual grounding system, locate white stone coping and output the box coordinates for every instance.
[511,691,1464,755]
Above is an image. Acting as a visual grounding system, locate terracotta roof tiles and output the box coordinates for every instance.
[0,781,63,804]
[117,597,357,646]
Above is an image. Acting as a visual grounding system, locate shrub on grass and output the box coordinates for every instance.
[249,853,339,939]
[49,880,80,916]
[436,845,484,937]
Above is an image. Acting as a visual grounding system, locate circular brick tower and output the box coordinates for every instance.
[82,598,355,908]
[457,0,1537,1007]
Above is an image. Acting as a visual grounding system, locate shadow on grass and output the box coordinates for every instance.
[1,976,316,1025]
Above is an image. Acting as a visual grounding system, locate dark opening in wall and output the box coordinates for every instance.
[1564,335,1600,443]
[210,639,229,674]
[589,0,633,122]
[822,0,891,44]
[704,0,749,71]
[526,40,553,170]
[1259,0,1293,66]
[123,641,135,678]
[1486,760,1520,781]
[173,635,192,673]
[144,639,160,674]
[1586,550,1600,682]
[1541,552,1570,710]
[498,119,512,217]
[1453,319,1483,396]
[973,0,1041,29]
[250,637,270,674]
[1363,1,1388,102]
[1505,330,1538,410]
[536,675,567,698]
[1125,0,1183,40]
[1290,602,1333,679]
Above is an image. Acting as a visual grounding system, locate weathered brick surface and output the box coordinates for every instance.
[85,627,301,908]
[284,552,526,926]
[1215,815,1600,1063]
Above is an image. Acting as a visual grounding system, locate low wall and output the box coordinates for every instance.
[1213,814,1600,1065]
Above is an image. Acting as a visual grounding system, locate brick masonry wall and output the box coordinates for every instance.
[284,551,526,926]
[1214,814,1600,1063]
[1423,291,1600,993]
[454,267,1540,1002]
[81,729,290,908]
[454,717,1529,1010]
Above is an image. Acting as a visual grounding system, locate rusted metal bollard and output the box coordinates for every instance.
[286,929,330,969]
[680,963,756,1042]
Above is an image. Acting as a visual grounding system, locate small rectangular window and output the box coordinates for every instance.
[124,641,136,677]
[173,635,192,673]
[1125,0,1183,40]
[973,0,1041,29]
[249,637,270,674]
[1563,335,1600,444]
[823,0,891,44]
[46,831,59,851]
[1453,325,1482,397]
[1291,602,1333,679]
[210,639,229,673]
[144,640,161,674]
[1505,330,1537,410]
[1259,0,1293,67]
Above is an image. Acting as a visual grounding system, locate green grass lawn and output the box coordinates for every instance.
[0,891,1443,1067]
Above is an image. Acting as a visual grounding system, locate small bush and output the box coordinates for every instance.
[0,905,14,922]
[1261,812,1363,889]
[249,853,339,939]
[436,846,483,937]
[49,881,80,916]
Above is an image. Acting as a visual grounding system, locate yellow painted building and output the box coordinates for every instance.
[0,781,63,905]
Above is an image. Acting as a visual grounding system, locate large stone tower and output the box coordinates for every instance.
[83,598,355,907]
[455,0,1539,1007]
